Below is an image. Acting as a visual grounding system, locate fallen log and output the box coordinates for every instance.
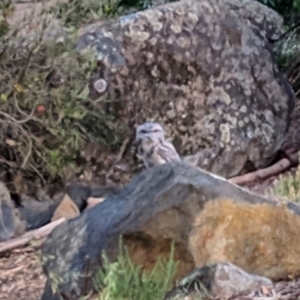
[0,218,66,255]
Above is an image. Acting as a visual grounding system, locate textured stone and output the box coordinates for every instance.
[40,162,300,299]
[77,0,295,178]
[163,262,272,300]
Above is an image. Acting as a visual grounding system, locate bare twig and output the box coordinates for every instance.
[21,139,32,169]
[230,158,291,186]
[105,137,131,183]
[0,218,66,255]
[0,109,35,125]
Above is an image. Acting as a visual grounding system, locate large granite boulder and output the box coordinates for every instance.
[77,0,295,178]
[41,162,300,299]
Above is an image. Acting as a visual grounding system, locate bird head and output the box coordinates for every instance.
[135,122,165,142]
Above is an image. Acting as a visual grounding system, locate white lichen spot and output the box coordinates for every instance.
[207,87,231,106]
[147,52,154,59]
[151,66,159,77]
[166,110,176,119]
[188,65,196,75]
[185,51,191,58]
[261,124,273,141]
[238,120,244,127]
[187,12,199,24]
[220,123,230,144]
[244,88,252,96]
[93,79,107,93]
[226,115,237,126]
[246,128,254,138]
[249,114,257,123]
[135,31,151,42]
[244,117,249,123]
[240,105,247,113]
[167,37,173,44]
[170,24,182,34]
[96,53,105,61]
[152,22,163,32]
[211,42,222,51]
[177,36,191,48]
[263,109,275,125]
[149,37,158,45]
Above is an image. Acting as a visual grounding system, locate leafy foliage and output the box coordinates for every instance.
[94,237,178,300]
[48,0,124,28]
[256,0,300,25]
[0,6,123,187]
[49,0,174,29]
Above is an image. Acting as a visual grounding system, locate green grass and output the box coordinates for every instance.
[268,164,300,202]
[94,237,178,300]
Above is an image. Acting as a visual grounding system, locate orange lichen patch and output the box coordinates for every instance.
[189,198,300,280]
[124,233,194,283]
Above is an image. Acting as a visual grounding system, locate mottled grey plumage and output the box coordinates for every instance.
[135,122,181,169]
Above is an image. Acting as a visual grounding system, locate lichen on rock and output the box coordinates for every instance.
[77,0,295,178]
[40,162,300,299]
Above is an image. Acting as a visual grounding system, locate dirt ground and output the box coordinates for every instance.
[0,247,45,300]
[1,246,300,300]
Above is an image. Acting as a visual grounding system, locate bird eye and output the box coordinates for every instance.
[140,130,147,134]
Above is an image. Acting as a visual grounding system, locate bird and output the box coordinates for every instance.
[135,122,181,169]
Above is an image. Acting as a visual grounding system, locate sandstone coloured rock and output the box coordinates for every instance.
[78,0,295,178]
[51,194,80,222]
[40,162,300,300]
[163,262,273,300]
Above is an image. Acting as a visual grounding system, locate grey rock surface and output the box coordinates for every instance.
[77,0,294,178]
[40,161,300,300]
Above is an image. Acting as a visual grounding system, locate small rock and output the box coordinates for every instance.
[163,262,272,300]
[86,197,105,210]
[51,194,80,222]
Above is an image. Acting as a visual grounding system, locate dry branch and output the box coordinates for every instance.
[0,217,66,254]
[230,158,291,186]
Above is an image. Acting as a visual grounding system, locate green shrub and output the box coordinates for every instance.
[0,3,123,185]
[94,237,178,300]
[256,0,300,25]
